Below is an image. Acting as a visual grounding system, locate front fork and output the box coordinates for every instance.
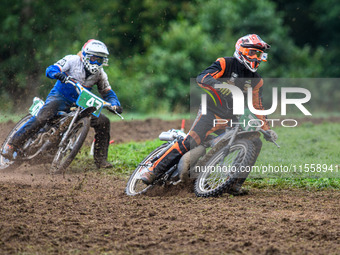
[219,124,240,165]
[58,107,81,148]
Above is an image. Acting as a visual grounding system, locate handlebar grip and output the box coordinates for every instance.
[106,105,124,119]
[65,76,76,84]
[107,106,116,113]
[259,129,280,148]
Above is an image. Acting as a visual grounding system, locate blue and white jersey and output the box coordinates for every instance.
[46,54,120,106]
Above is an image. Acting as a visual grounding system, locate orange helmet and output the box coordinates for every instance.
[234,34,270,72]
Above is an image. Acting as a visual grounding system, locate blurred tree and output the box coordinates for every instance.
[130,20,224,112]
[273,0,321,47]
[0,0,193,110]
[126,0,325,113]
[312,0,340,77]
[94,0,194,58]
[273,0,339,77]
[0,0,337,113]
[0,0,85,109]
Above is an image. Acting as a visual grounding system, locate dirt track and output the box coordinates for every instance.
[0,119,340,254]
[1,169,339,254]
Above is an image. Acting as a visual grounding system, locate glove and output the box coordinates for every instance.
[54,73,67,83]
[264,130,278,142]
[112,105,123,114]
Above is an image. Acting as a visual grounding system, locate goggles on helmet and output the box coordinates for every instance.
[87,54,108,66]
[240,48,268,62]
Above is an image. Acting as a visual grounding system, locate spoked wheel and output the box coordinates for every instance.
[51,117,90,174]
[194,139,256,197]
[125,144,168,196]
[0,114,32,170]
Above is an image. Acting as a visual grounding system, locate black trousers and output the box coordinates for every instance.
[90,114,111,163]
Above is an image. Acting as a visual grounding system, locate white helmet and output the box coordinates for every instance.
[81,39,109,74]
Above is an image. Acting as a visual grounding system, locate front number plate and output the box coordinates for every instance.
[239,109,262,131]
[76,89,104,117]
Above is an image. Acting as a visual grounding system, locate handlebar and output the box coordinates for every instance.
[259,129,280,148]
[65,77,82,94]
[65,77,124,120]
[107,106,124,119]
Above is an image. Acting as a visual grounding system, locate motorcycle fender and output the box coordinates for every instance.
[236,131,261,140]
[77,107,96,121]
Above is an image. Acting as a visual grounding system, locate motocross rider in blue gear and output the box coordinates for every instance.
[2,39,122,169]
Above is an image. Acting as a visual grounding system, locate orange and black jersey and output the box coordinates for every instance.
[196,57,270,130]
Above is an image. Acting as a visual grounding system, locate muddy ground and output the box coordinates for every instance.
[0,118,189,146]
[0,118,339,254]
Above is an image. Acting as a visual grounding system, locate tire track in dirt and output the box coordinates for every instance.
[0,170,339,254]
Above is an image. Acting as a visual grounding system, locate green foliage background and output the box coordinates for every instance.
[0,0,338,113]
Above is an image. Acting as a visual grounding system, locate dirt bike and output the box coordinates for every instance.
[0,77,123,174]
[125,110,279,197]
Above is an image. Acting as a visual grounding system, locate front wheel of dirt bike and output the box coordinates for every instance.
[50,117,90,174]
[194,138,257,197]
[0,114,32,170]
[125,144,168,196]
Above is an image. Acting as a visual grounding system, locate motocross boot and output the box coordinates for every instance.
[1,144,18,161]
[228,187,249,196]
[227,181,249,196]
[140,166,158,185]
[95,159,113,169]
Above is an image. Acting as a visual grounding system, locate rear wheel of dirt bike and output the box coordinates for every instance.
[50,117,90,174]
[125,144,168,196]
[0,114,32,170]
[194,138,257,197]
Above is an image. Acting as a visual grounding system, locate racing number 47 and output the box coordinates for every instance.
[86,97,103,110]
